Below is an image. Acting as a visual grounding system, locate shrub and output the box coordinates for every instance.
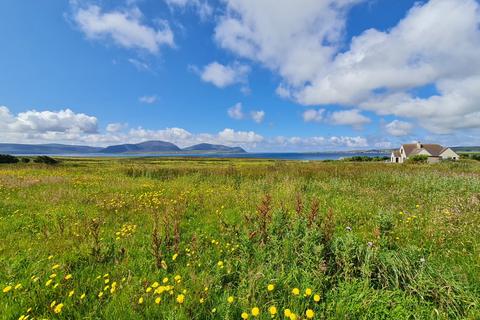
[408,155,429,163]
[21,158,31,163]
[33,155,59,165]
[0,154,19,164]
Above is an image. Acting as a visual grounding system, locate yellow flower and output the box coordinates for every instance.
[3,285,12,293]
[152,281,159,288]
[49,273,57,279]
[98,292,103,298]
[267,284,275,291]
[52,264,60,270]
[50,301,57,308]
[251,307,260,317]
[146,287,152,293]
[241,312,249,319]
[162,277,169,283]
[104,279,110,284]
[227,296,234,303]
[174,275,182,283]
[53,303,64,314]
[14,283,22,290]
[64,274,72,280]
[48,255,54,260]
[313,294,320,302]
[291,288,300,295]
[176,294,185,304]
[305,288,312,296]
[103,273,109,278]
[80,293,86,300]
[199,298,205,304]
[217,261,224,268]
[45,279,53,287]
[284,309,292,317]
[68,290,75,297]
[306,309,315,319]
[138,297,144,304]
[172,253,178,261]
[269,306,277,315]
[289,314,297,320]
[155,297,161,304]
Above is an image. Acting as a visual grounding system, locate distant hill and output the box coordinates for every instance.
[100,141,181,153]
[0,141,247,155]
[452,146,480,153]
[182,143,246,153]
[0,143,102,154]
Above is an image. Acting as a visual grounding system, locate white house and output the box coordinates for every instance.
[391,143,459,163]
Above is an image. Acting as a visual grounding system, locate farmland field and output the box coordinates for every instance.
[1,158,479,319]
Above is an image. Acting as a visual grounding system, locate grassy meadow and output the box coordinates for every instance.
[1,158,479,319]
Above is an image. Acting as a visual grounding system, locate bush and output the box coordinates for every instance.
[343,156,389,162]
[408,155,429,163]
[0,154,19,164]
[21,158,31,163]
[34,155,59,165]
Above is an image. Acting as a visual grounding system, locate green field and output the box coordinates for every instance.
[1,158,479,319]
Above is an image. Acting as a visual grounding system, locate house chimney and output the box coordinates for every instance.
[416,141,422,148]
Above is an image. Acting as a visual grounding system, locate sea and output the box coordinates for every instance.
[23,152,390,161]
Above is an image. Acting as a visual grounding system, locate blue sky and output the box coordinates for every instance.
[0,0,479,151]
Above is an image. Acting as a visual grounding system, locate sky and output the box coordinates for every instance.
[0,0,479,151]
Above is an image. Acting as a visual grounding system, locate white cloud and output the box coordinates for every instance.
[385,120,413,136]
[251,110,265,123]
[303,109,325,123]
[329,109,370,127]
[199,62,250,88]
[303,108,370,128]
[106,123,128,133]
[227,102,244,119]
[214,0,480,135]
[128,58,151,71]
[164,0,213,20]
[73,5,174,54]
[139,95,158,104]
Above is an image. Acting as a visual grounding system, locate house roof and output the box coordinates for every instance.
[392,150,401,157]
[402,143,446,157]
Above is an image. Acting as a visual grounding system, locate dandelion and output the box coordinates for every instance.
[289,313,297,320]
[53,303,64,314]
[162,277,169,284]
[267,284,275,291]
[174,275,182,283]
[64,274,72,280]
[50,301,57,308]
[176,294,185,304]
[138,297,144,304]
[217,261,224,268]
[14,283,22,290]
[212,308,217,313]
[104,279,110,284]
[146,287,152,293]
[251,307,260,317]
[49,273,57,279]
[199,298,205,304]
[52,264,60,270]
[103,273,109,278]
[291,288,300,296]
[241,312,249,319]
[98,292,103,298]
[284,309,292,317]
[305,288,312,296]
[269,306,277,315]
[68,290,75,297]
[152,281,159,288]
[155,297,161,304]
[45,279,53,287]
[306,309,315,319]
[3,285,12,293]
[227,296,234,303]
[172,253,178,261]
[80,293,86,300]
[48,255,54,260]
[313,294,320,302]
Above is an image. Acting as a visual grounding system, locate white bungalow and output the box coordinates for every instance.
[391,142,459,163]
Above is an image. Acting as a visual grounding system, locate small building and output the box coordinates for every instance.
[391,142,459,163]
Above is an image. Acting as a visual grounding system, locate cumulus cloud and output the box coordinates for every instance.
[303,109,370,128]
[106,123,128,133]
[164,0,213,20]
[73,5,174,54]
[214,0,480,135]
[198,62,250,88]
[139,95,158,104]
[385,120,413,136]
[250,110,265,123]
[227,103,244,119]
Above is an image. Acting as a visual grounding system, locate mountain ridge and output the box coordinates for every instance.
[0,141,248,154]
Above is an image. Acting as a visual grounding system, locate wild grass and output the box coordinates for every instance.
[0,158,479,319]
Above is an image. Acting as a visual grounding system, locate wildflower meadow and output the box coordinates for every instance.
[1,158,479,319]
